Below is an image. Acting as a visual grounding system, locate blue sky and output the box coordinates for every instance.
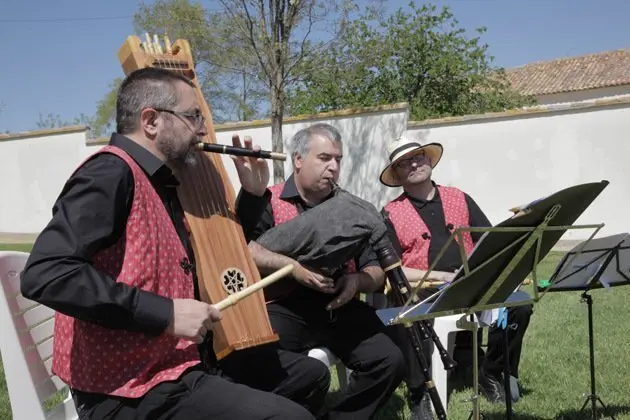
[1,0,629,134]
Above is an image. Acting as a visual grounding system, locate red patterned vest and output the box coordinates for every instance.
[384,185,475,270]
[264,182,356,302]
[51,145,200,398]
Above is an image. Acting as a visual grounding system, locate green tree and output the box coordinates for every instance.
[98,0,361,182]
[36,113,95,130]
[218,0,328,182]
[90,78,122,137]
[287,2,535,120]
[134,0,268,123]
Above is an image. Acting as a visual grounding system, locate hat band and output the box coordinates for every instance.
[389,142,422,162]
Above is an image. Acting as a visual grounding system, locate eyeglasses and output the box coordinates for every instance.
[395,154,428,169]
[154,108,205,127]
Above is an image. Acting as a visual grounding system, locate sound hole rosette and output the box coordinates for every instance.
[220,267,248,295]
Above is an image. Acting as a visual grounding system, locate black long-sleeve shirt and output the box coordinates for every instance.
[20,134,197,336]
[382,184,492,273]
[235,174,379,271]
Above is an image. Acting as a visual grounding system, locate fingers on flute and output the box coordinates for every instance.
[245,137,260,152]
[231,133,242,147]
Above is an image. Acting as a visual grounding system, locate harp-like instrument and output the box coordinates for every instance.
[117,33,280,359]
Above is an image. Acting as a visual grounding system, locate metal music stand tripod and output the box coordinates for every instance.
[539,233,630,420]
[377,180,610,420]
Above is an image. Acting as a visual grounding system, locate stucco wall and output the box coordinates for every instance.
[2,104,409,235]
[405,98,630,241]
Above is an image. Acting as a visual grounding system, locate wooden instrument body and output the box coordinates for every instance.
[117,35,278,359]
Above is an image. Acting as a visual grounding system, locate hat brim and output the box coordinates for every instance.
[379,143,443,187]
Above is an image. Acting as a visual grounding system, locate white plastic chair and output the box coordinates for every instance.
[431,314,466,409]
[307,347,349,391]
[365,292,465,411]
[0,251,77,420]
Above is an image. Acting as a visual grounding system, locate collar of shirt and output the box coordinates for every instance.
[404,181,441,208]
[280,174,334,210]
[109,133,179,188]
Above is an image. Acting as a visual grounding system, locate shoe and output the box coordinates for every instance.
[478,368,505,403]
[508,375,522,403]
[407,388,434,420]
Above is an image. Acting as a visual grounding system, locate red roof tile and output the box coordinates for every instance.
[505,49,630,96]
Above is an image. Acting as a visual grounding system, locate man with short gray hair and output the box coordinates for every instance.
[231,123,406,419]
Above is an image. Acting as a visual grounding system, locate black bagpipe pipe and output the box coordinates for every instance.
[380,214,458,373]
[375,244,448,419]
[254,182,449,418]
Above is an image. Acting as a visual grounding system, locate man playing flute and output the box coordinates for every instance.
[20,67,315,420]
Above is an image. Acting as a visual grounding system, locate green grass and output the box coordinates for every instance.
[2,248,629,419]
[0,243,32,252]
[371,252,630,419]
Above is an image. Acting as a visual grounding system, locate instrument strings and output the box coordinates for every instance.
[142,33,269,340]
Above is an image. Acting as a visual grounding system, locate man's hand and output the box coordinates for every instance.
[402,267,455,284]
[166,299,222,344]
[293,264,336,294]
[326,273,361,310]
[230,134,269,196]
[428,270,456,283]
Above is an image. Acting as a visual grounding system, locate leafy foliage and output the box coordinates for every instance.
[134,0,269,123]
[287,2,535,120]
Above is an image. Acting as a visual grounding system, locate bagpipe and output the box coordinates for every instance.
[254,181,451,419]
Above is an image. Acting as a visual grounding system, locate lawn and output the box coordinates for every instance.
[1,245,629,419]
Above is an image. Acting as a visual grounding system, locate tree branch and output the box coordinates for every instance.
[221,0,273,83]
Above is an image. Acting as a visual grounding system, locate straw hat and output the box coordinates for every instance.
[379,136,443,187]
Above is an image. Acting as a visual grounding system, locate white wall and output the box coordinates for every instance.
[0,128,90,234]
[4,99,628,243]
[213,106,409,210]
[2,105,409,235]
[406,99,630,241]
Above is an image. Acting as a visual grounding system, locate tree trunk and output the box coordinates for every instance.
[270,86,285,183]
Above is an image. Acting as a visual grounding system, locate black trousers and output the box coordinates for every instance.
[219,342,331,415]
[482,303,533,378]
[73,367,315,420]
[244,291,405,420]
[385,322,434,392]
[454,302,534,379]
[384,287,436,394]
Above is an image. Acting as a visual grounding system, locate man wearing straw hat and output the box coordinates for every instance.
[378,134,533,417]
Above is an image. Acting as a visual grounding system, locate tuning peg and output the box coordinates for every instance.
[144,33,154,54]
[153,34,163,54]
[164,35,172,54]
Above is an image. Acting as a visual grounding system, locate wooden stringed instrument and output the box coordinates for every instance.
[117,33,280,359]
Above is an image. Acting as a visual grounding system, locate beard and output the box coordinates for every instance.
[156,127,200,168]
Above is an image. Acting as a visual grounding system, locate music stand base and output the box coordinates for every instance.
[579,395,616,420]
[458,315,484,420]
[503,325,513,419]
[578,292,616,420]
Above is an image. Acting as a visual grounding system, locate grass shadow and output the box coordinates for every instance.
[555,404,630,420]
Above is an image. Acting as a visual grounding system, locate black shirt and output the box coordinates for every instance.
[236,174,380,274]
[20,133,197,336]
[382,184,491,273]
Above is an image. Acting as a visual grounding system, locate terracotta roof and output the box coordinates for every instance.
[505,49,630,96]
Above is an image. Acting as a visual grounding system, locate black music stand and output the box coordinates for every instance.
[376,180,610,420]
[539,233,630,420]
